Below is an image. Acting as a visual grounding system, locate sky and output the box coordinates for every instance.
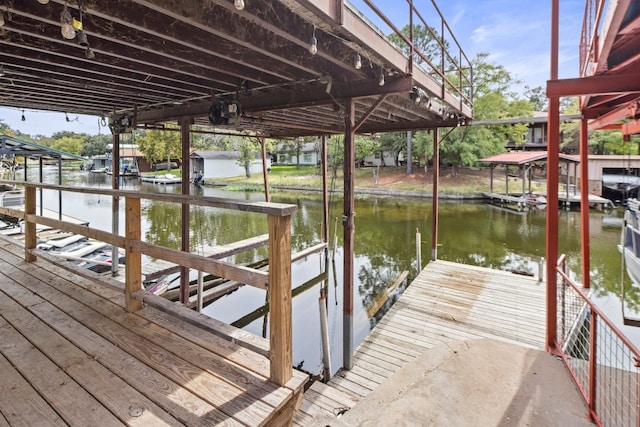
[0,0,585,137]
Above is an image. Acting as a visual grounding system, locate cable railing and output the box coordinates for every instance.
[353,0,473,113]
[556,254,640,426]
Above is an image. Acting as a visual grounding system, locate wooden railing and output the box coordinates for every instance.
[0,179,298,386]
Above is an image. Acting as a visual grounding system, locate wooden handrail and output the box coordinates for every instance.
[0,179,297,216]
[13,180,297,385]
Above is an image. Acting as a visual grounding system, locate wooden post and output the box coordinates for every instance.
[125,196,143,312]
[24,185,37,262]
[268,214,292,386]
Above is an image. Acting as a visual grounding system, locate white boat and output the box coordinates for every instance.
[620,198,640,286]
[603,174,640,193]
[140,173,182,184]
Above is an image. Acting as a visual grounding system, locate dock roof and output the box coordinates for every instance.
[0,1,473,138]
[0,135,87,161]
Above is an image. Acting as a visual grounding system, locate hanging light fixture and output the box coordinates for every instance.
[21,110,26,121]
[60,4,76,39]
[76,30,89,47]
[65,112,70,122]
[355,53,362,70]
[309,26,318,55]
[0,11,5,27]
[234,0,245,10]
[85,47,95,59]
[378,67,385,86]
[37,0,50,4]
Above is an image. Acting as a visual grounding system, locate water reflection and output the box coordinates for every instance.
[24,167,637,375]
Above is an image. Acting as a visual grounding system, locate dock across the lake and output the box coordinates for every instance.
[294,260,592,426]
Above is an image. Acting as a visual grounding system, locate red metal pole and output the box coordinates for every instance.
[546,0,560,353]
[588,312,598,422]
[179,117,191,304]
[322,135,329,245]
[343,99,355,370]
[261,137,271,202]
[431,128,439,261]
[580,118,591,289]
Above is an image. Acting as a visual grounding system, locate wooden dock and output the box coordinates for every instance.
[294,260,546,425]
[0,236,307,426]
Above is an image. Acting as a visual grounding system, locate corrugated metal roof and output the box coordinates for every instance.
[480,151,579,165]
[0,135,87,161]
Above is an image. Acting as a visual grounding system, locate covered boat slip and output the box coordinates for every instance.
[293,260,564,425]
[0,235,307,426]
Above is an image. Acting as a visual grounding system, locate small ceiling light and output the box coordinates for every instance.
[21,110,26,121]
[309,26,318,55]
[37,0,50,4]
[76,30,89,47]
[378,67,385,86]
[65,112,70,122]
[60,5,76,39]
[234,0,245,10]
[410,87,421,103]
[85,47,95,59]
[355,53,362,70]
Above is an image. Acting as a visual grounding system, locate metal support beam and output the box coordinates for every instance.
[111,133,121,276]
[431,128,439,261]
[343,98,355,370]
[580,118,591,289]
[180,117,191,304]
[547,74,640,98]
[546,0,560,354]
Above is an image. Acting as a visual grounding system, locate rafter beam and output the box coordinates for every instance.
[547,74,640,98]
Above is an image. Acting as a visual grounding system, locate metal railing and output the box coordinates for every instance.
[556,254,640,426]
[579,0,607,77]
[355,0,473,112]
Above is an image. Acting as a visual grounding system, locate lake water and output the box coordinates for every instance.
[26,167,640,376]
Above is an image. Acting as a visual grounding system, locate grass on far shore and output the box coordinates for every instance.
[215,165,541,196]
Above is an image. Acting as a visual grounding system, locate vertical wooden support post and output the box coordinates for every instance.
[546,0,560,353]
[268,214,292,386]
[261,137,271,202]
[579,118,591,289]
[431,128,439,261]
[125,196,143,312]
[343,98,355,370]
[111,133,121,276]
[180,117,191,304]
[24,185,37,263]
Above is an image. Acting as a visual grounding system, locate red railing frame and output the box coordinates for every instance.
[555,254,640,426]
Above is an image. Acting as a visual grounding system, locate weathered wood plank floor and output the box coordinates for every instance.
[0,236,306,426]
[294,260,546,425]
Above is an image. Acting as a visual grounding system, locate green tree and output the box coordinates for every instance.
[82,134,111,157]
[49,135,84,155]
[439,53,534,174]
[137,127,182,166]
